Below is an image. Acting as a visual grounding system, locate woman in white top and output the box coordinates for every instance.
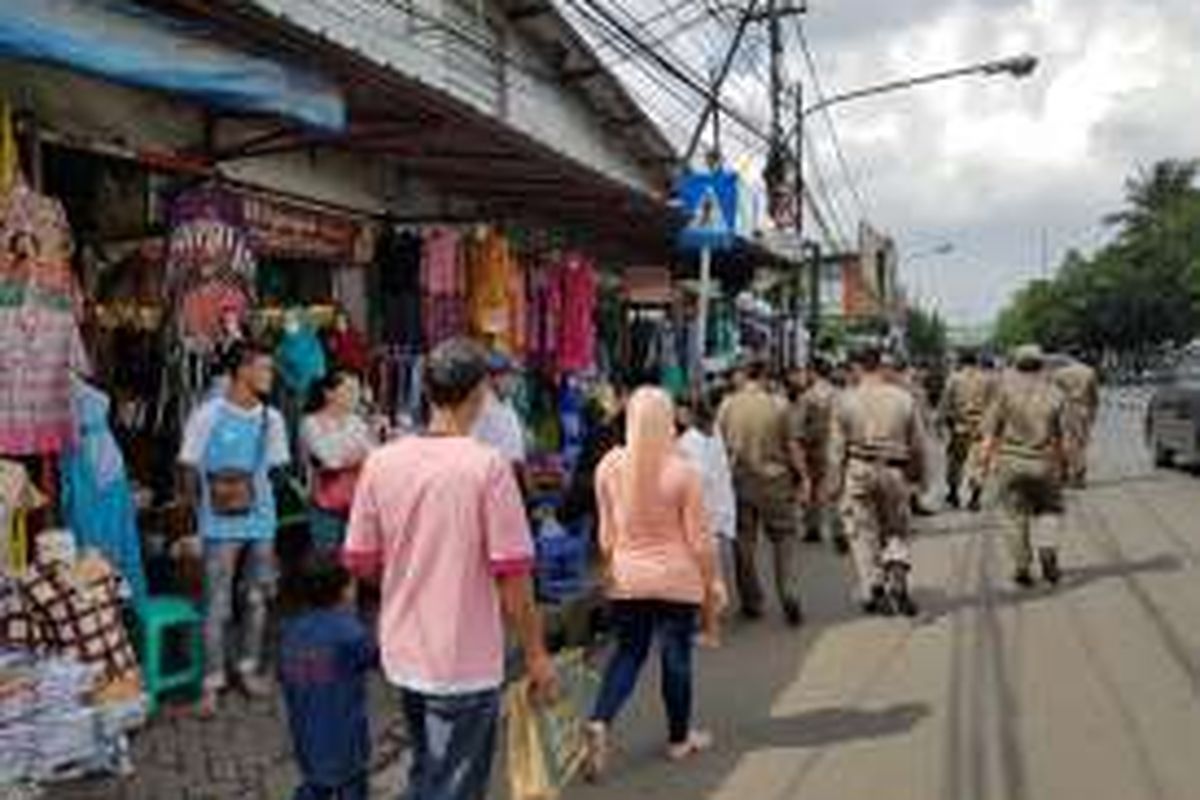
[300,371,377,552]
[677,392,737,596]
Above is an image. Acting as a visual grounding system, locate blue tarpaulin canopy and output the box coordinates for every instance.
[0,0,346,131]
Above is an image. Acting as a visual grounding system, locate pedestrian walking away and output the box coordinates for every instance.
[587,387,725,779]
[677,390,738,602]
[343,337,557,800]
[936,348,997,512]
[717,356,805,626]
[279,552,378,800]
[981,344,1069,588]
[1053,353,1099,488]
[178,340,291,717]
[791,357,843,549]
[831,346,927,617]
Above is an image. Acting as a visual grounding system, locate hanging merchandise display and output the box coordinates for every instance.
[421,226,467,349]
[59,379,145,605]
[373,227,422,350]
[557,253,596,373]
[0,178,90,455]
[163,187,257,348]
[466,228,525,355]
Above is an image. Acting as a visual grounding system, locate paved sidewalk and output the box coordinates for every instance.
[49,676,410,800]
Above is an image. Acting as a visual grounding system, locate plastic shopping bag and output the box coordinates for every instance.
[506,648,599,800]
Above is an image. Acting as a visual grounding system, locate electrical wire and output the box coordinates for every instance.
[794,21,872,224]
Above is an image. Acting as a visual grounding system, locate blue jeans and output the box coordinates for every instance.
[592,600,698,744]
[293,774,368,800]
[203,539,276,689]
[401,688,499,800]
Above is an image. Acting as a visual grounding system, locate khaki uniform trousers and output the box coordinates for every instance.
[840,459,912,601]
[997,455,1065,571]
[733,471,799,615]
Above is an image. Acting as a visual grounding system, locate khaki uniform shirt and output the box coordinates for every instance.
[791,379,838,450]
[1054,362,1099,420]
[983,371,1066,460]
[832,379,927,486]
[938,367,997,436]
[717,384,794,481]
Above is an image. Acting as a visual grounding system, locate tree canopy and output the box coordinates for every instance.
[994,159,1200,354]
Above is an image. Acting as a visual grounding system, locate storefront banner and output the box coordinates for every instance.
[241,195,362,263]
[0,0,346,131]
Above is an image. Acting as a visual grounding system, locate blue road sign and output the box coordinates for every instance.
[677,170,738,251]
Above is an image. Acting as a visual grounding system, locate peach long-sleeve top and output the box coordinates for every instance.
[595,447,714,605]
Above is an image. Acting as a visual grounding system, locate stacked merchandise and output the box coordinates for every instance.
[0,648,140,788]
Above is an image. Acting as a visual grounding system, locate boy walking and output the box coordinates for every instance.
[344,337,556,800]
[279,553,377,800]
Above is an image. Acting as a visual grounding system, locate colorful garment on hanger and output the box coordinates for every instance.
[466,229,525,355]
[374,228,423,348]
[164,188,256,346]
[60,380,145,604]
[276,323,327,398]
[526,259,562,370]
[325,325,369,375]
[421,227,466,347]
[557,253,596,372]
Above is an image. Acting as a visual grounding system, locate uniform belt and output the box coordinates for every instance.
[848,451,909,469]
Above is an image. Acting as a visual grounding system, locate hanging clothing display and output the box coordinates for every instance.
[466,228,525,355]
[59,380,145,604]
[325,322,369,375]
[421,227,466,348]
[557,253,596,372]
[0,179,89,455]
[163,187,256,347]
[373,227,422,349]
[0,459,44,575]
[275,321,327,398]
[526,257,562,371]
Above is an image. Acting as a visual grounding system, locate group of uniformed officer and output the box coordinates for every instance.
[717,342,1099,623]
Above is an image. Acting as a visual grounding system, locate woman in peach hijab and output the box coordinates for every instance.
[585,387,725,777]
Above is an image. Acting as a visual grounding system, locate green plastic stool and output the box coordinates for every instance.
[135,595,204,715]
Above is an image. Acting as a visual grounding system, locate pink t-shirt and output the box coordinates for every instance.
[343,436,533,694]
[595,448,713,605]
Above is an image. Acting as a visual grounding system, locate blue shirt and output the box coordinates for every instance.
[178,397,290,541]
[279,609,378,787]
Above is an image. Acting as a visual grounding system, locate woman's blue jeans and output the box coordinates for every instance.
[591,599,698,744]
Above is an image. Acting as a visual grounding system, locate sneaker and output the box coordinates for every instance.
[967,486,983,512]
[945,490,961,509]
[833,535,850,555]
[893,589,919,617]
[196,687,220,720]
[740,607,764,622]
[802,529,823,543]
[239,672,273,700]
[1039,547,1061,585]
[666,729,714,762]
[1013,569,1035,588]
[584,722,609,781]
[782,600,804,628]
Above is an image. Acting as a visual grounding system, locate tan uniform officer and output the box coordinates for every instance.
[1054,358,1099,488]
[718,357,805,626]
[982,345,1069,586]
[831,347,927,616]
[792,357,841,548]
[937,350,997,511]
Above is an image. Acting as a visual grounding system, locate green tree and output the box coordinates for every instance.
[905,306,948,363]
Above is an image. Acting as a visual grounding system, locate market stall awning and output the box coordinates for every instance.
[0,0,345,131]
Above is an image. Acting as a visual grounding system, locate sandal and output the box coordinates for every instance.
[583,721,609,781]
[196,687,220,720]
[667,729,714,761]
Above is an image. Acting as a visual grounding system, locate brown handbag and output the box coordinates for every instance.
[206,408,268,517]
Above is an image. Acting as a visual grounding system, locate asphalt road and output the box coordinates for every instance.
[573,388,1200,800]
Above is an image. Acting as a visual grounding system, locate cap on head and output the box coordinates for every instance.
[1013,344,1045,370]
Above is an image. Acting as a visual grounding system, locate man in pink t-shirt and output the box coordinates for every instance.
[344,338,555,800]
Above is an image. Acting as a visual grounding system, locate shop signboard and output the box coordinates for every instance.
[676,170,738,252]
[622,266,673,305]
[240,195,362,264]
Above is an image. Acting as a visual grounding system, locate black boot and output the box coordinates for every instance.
[782,599,805,628]
[1039,547,1061,585]
[945,488,961,509]
[967,485,983,512]
[862,584,889,615]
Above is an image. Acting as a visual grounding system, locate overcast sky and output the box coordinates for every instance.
[788,0,1200,325]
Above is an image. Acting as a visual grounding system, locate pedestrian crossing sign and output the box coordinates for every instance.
[677,169,738,251]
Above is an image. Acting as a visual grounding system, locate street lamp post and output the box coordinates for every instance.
[795,54,1038,343]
